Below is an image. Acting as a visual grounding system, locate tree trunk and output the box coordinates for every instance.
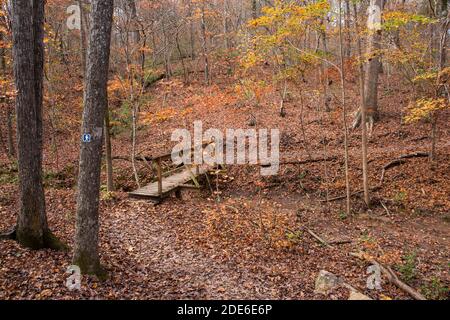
[354,2,370,206]
[200,3,210,85]
[0,31,15,158]
[338,0,351,216]
[363,0,383,121]
[223,0,229,50]
[73,0,114,277]
[431,9,450,161]
[188,0,196,60]
[11,0,64,250]
[126,0,140,44]
[252,0,258,20]
[0,29,14,158]
[78,0,88,76]
[125,0,141,68]
[6,105,14,158]
[104,109,114,192]
[345,0,352,58]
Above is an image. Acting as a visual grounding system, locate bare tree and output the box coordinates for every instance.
[354,2,370,206]
[73,0,114,276]
[338,0,351,216]
[200,0,210,85]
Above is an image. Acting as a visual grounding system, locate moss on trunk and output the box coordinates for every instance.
[16,228,45,250]
[73,251,108,281]
[43,230,69,251]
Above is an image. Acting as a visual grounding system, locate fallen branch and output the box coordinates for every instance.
[305,230,426,300]
[329,239,353,245]
[380,152,429,184]
[306,229,352,247]
[274,156,338,167]
[380,201,390,215]
[350,252,426,300]
[322,185,382,202]
[306,229,333,248]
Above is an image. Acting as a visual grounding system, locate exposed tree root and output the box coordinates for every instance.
[1,227,68,251]
[0,228,16,240]
[352,109,375,133]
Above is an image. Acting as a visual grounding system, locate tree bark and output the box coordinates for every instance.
[11,0,64,250]
[78,0,88,76]
[0,29,14,158]
[6,105,15,158]
[73,0,114,277]
[200,2,210,85]
[104,109,114,192]
[338,0,351,216]
[363,0,383,121]
[223,0,229,50]
[345,0,352,58]
[188,0,196,60]
[354,2,370,206]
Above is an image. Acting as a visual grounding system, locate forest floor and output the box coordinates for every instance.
[0,67,449,300]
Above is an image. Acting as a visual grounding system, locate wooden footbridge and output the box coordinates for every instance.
[129,142,217,203]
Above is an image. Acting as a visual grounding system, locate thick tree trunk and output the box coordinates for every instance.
[11,0,64,250]
[73,0,114,277]
[353,0,382,128]
[13,0,44,243]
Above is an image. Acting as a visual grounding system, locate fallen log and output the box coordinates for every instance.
[261,156,337,167]
[380,152,429,184]
[350,252,427,300]
[303,229,426,300]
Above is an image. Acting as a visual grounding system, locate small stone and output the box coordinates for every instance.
[348,290,372,300]
[314,270,342,295]
[40,289,53,298]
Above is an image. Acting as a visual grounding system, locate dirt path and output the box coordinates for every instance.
[103,200,309,299]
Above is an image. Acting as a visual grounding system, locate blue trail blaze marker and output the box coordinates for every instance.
[82,133,91,143]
